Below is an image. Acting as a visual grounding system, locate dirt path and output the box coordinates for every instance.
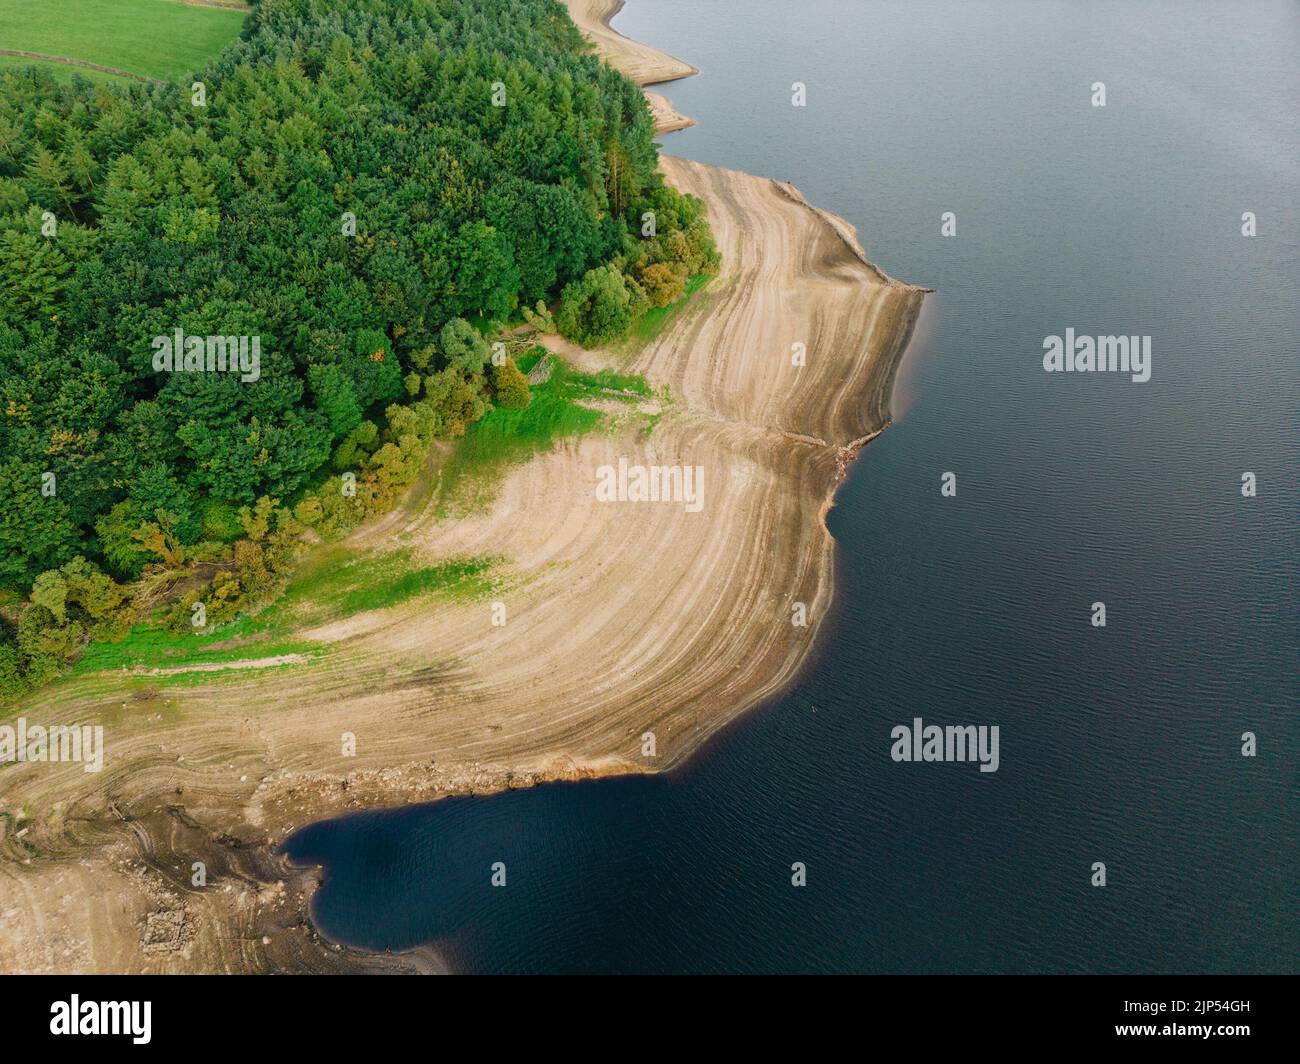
[0,50,162,84]
[171,0,252,10]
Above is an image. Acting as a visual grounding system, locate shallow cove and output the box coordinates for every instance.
[283,0,1297,973]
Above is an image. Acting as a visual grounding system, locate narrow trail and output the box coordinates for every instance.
[0,50,162,84]
[172,0,252,10]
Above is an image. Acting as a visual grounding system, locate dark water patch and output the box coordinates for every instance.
[284,0,1298,973]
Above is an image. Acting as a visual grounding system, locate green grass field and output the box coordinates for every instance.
[0,0,248,83]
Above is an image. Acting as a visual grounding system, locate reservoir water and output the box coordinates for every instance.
[283,0,1298,972]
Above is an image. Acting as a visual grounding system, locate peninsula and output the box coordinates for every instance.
[0,0,927,974]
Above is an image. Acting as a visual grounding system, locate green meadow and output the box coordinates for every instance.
[437,352,660,514]
[0,0,248,83]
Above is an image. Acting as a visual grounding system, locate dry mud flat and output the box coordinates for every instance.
[0,3,926,973]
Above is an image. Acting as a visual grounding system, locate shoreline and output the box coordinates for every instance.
[570,0,698,132]
[577,0,700,85]
[0,0,927,974]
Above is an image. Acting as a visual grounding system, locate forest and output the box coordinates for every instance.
[0,0,718,698]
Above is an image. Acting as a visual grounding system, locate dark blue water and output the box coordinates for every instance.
[284,0,1298,973]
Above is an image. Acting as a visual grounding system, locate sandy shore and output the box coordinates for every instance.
[569,0,697,85]
[643,88,693,133]
[568,0,697,132]
[0,1,926,974]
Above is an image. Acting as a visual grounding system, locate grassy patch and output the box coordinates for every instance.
[449,358,605,471]
[437,354,655,513]
[514,348,544,374]
[254,547,496,630]
[631,272,711,344]
[569,366,654,398]
[69,548,495,676]
[72,626,325,676]
[0,0,248,82]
